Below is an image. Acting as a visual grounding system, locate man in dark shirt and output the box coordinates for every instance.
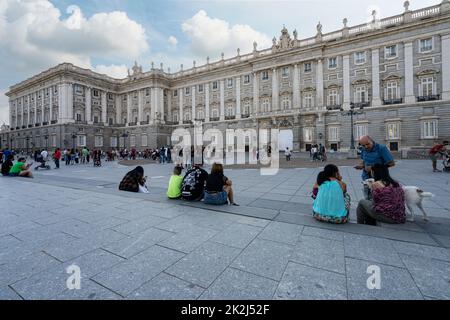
[1,155,14,176]
[181,164,208,201]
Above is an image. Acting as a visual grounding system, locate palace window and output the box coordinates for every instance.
[243,101,250,115]
[355,124,368,140]
[146,114,150,123]
[198,84,204,93]
[145,89,150,96]
[354,86,368,103]
[385,45,398,59]
[130,135,136,147]
[419,76,435,97]
[227,79,233,88]
[261,98,271,112]
[420,38,433,53]
[211,109,219,118]
[197,110,205,119]
[385,81,399,100]
[108,93,113,100]
[212,81,218,90]
[304,62,312,73]
[262,71,269,81]
[303,128,313,142]
[173,113,178,123]
[173,90,178,97]
[77,135,86,147]
[327,89,339,106]
[282,67,290,78]
[94,135,103,147]
[303,92,314,108]
[93,116,99,124]
[244,75,251,84]
[386,122,400,140]
[328,57,337,69]
[185,87,190,95]
[76,114,82,121]
[141,134,148,147]
[75,85,83,94]
[328,127,340,142]
[109,118,114,125]
[422,120,438,139]
[110,137,118,148]
[354,51,366,65]
[281,96,291,110]
[184,111,191,121]
[93,90,99,97]
[226,104,235,117]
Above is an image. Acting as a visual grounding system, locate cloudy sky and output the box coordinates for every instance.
[0,0,440,124]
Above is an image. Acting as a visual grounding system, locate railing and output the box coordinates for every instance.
[353,102,370,108]
[34,124,40,127]
[51,120,57,124]
[225,115,236,120]
[140,121,149,125]
[210,117,220,122]
[241,114,250,119]
[326,105,342,110]
[412,6,440,19]
[383,98,403,105]
[417,95,440,102]
[183,120,192,124]
[28,124,33,128]
[194,118,205,122]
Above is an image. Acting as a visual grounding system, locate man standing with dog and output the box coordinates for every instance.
[354,135,395,199]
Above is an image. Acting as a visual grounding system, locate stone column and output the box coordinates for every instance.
[179,88,183,125]
[151,88,157,124]
[27,95,31,125]
[205,83,210,122]
[371,48,382,106]
[236,76,241,119]
[9,100,13,128]
[316,59,324,109]
[343,55,351,110]
[159,88,165,124]
[138,89,144,124]
[85,87,92,123]
[167,90,172,122]
[67,83,74,122]
[115,94,122,125]
[220,80,225,121]
[40,89,44,125]
[192,85,196,121]
[272,68,279,111]
[442,34,450,100]
[58,85,64,123]
[293,64,301,109]
[34,92,37,125]
[253,72,259,115]
[127,92,132,126]
[49,87,53,123]
[404,42,415,104]
[101,91,107,125]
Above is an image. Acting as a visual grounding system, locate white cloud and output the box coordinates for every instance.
[0,89,9,125]
[168,36,178,47]
[94,64,128,79]
[181,10,271,58]
[0,0,149,79]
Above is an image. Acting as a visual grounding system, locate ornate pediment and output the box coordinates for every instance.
[272,26,297,52]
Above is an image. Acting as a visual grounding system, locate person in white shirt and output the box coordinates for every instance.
[40,149,48,161]
[285,147,292,161]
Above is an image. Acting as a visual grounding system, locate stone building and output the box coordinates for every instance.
[3,1,450,154]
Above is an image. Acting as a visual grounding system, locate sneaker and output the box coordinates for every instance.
[231,202,239,206]
[433,169,442,172]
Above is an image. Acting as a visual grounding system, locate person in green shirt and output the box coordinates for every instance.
[167,166,183,199]
[9,157,33,178]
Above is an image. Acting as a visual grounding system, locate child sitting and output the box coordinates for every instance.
[167,166,183,199]
[312,164,350,224]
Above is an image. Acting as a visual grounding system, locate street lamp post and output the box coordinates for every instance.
[71,133,77,150]
[342,103,363,158]
[26,136,30,156]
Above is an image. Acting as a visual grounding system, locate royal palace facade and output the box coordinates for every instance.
[2,1,450,153]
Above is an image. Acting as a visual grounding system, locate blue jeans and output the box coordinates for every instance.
[204,191,228,205]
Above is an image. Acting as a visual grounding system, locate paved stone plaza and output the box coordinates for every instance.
[1,159,450,300]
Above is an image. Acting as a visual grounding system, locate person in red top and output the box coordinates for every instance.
[429,141,447,172]
[53,148,62,169]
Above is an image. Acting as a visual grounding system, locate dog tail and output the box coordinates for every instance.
[417,190,434,198]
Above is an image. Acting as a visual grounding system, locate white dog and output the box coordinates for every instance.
[364,179,434,222]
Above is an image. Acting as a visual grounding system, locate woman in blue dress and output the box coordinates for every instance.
[312,164,350,224]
